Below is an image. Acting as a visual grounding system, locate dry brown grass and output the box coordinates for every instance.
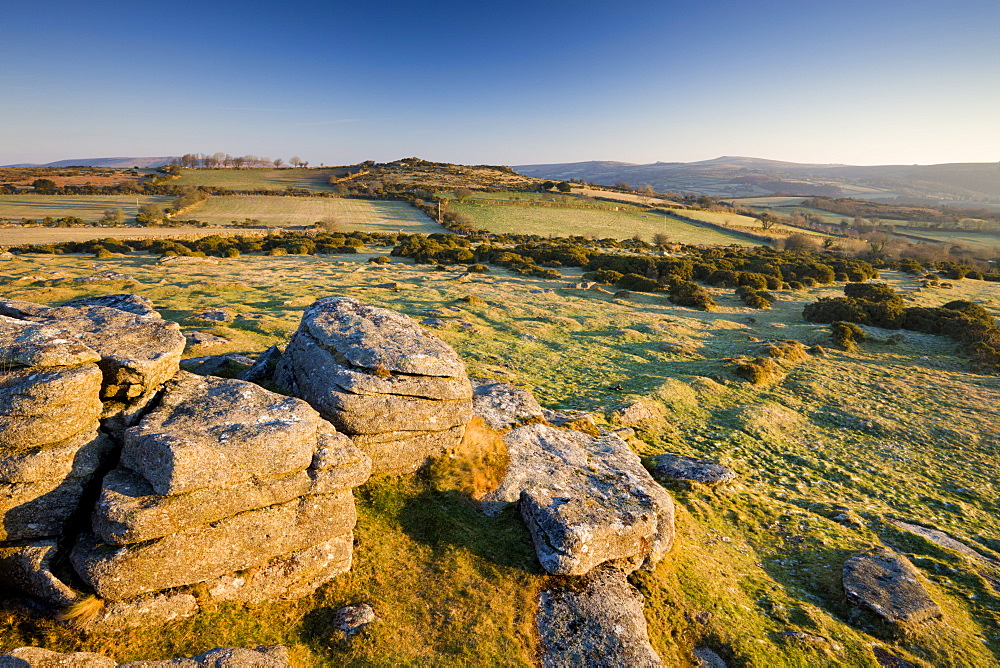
[57,595,105,629]
[429,417,509,500]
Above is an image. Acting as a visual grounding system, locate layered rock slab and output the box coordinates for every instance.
[73,372,370,603]
[275,297,473,474]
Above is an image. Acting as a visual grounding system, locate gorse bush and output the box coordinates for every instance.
[830,322,866,351]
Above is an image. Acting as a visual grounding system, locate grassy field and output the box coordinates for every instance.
[452,202,763,245]
[0,226,249,247]
[0,195,176,223]
[167,168,345,192]
[1,252,1000,665]
[184,196,442,232]
[895,228,1000,253]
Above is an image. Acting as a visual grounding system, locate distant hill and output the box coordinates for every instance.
[2,156,178,168]
[514,156,1000,206]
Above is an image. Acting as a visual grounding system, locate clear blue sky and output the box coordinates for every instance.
[2,0,998,166]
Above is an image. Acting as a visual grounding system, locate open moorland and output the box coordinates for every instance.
[2,239,1000,666]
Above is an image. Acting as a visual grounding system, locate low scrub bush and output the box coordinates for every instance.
[668,281,716,310]
[830,322,866,351]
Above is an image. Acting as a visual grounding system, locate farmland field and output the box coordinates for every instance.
[2,252,1000,666]
[185,196,442,232]
[895,228,1000,253]
[0,195,176,223]
[167,168,346,192]
[451,202,763,245]
[0,226,246,247]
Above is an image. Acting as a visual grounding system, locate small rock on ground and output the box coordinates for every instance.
[842,549,942,624]
[651,454,736,486]
[333,603,378,638]
[693,647,728,668]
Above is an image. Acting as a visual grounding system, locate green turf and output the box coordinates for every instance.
[167,168,345,192]
[184,196,443,232]
[452,202,763,245]
[0,195,176,223]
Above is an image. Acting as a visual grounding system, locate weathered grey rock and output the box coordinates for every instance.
[190,309,232,323]
[75,270,136,283]
[0,316,101,369]
[180,354,254,378]
[184,331,230,349]
[63,293,159,318]
[280,333,471,401]
[890,519,998,564]
[38,304,185,414]
[203,532,353,602]
[350,425,466,475]
[485,423,674,576]
[120,372,324,496]
[609,401,659,427]
[296,388,471,435]
[871,646,916,668]
[0,541,79,607]
[236,345,283,383]
[333,602,378,638]
[90,591,200,632]
[0,476,88,541]
[842,550,942,623]
[693,647,728,668]
[72,491,356,600]
[537,564,663,667]
[94,444,369,546]
[0,647,115,667]
[0,299,52,320]
[471,378,544,430]
[0,365,104,452]
[0,429,112,483]
[118,645,291,668]
[651,454,737,486]
[284,296,467,378]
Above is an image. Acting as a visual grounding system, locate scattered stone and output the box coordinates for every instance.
[376,282,401,290]
[236,345,283,383]
[333,603,379,639]
[588,284,611,293]
[564,281,596,289]
[184,331,230,349]
[842,550,942,623]
[75,270,136,283]
[651,454,736,486]
[180,354,254,378]
[471,378,545,430]
[609,401,659,426]
[156,255,218,265]
[421,317,447,328]
[613,427,636,440]
[63,294,159,318]
[189,309,232,323]
[0,251,15,261]
[520,334,537,341]
[0,647,115,667]
[890,520,998,564]
[693,647,728,668]
[871,646,916,668]
[531,288,555,294]
[275,297,472,474]
[483,423,674,575]
[537,564,663,667]
[118,645,291,667]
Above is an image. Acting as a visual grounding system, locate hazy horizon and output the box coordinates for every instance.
[3,0,998,167]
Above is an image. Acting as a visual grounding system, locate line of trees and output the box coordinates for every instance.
[170,153,309,169]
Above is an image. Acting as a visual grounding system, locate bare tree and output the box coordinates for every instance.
[273,158,283,168]
[318,217,342,233]
[453,187,473,203]
[290,156,302,168]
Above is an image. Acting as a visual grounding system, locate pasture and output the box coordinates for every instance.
[166,168,346,192]
[0,226,245,247]
[0,195,175,223]
[185,196,442,232]
[1,251,999,666]
[451,202,763,245]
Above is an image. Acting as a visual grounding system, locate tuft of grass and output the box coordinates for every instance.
[427,417,509,501]
[57,595,105,630]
